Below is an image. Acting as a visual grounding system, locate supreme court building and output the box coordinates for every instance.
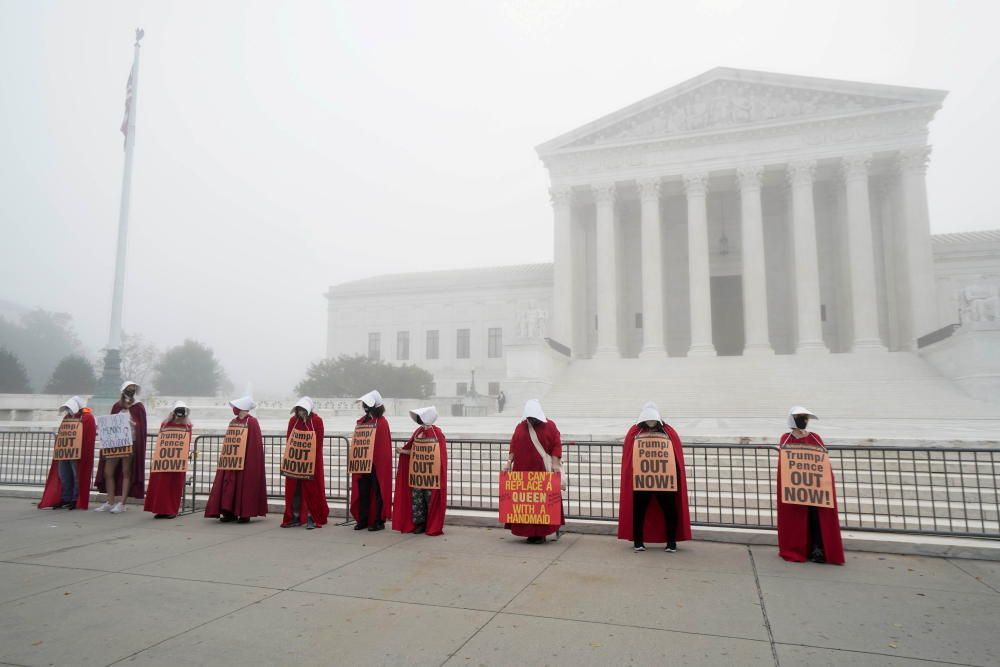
[328,68,1000,406]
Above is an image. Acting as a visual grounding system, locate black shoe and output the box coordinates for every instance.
[412,524,425,535]
[305,518,316,530]
[809,549,826,563]
[665,542,678,553]
[164,515,176,519]
[354,522,368,531]
[281,521,301,528]
[154,514,168,519]
[526,536,545,544]
[219,513,236,523]
[65,501,76,511]
[51,501,67,510]
[368,522,384,532]
[236,517,250,524]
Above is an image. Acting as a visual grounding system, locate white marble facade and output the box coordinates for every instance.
[326,68,1000,398]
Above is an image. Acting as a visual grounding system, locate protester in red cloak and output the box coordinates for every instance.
[144,401,191,519]
[93,380,147,513]
[350,390,393,531]
[281,396,329,529]
[39,396,96,510]
[205,396,268,523]
[393,406,448,536]
[776,406,845,565]
[617,401,692,552]
[503,399,565,544]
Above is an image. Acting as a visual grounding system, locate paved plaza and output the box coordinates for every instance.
[0,497,998,666]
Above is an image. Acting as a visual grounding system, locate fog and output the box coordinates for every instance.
[1,0,999,396]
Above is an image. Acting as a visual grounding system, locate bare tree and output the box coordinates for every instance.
[118,333,159,390]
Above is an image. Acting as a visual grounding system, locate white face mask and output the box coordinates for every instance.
[60,408,71,418]
[644,420,659,429]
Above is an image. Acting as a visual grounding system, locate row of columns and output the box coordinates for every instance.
[549,147,933,358]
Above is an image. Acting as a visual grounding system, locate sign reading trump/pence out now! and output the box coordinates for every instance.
[408,437,441,490]
[498,471,561,525]
[217,422,249,471]
[52,418,84,461]
[632,433,677,492]
[349,423,375,474]
[780,443,835,508]
[151,428,191,473]
[281,429,316,479]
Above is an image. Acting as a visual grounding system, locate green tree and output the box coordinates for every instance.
[44,354,97,394]
[153,340,226,396]
[295,355,434,399]
[0,347,32,393]
[0,310,81,391]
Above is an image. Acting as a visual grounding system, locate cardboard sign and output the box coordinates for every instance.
[408,437,441,490]
[151,428,191,473]
[498,471,562,525]
[632,433,677,492]
[349,423,375,474]
[52,418,83,461]
[281,429,317,479]
[97,413,133,458]
[217,422,249,471]
[780,443,835,508]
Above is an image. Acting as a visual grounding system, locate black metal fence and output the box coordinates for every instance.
[2,431,997,538]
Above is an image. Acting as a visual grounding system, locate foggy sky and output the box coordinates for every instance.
[1,0,998,396]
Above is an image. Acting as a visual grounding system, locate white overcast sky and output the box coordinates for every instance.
[1,0,998,395]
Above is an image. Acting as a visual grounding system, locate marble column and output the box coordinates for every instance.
[593,182,620,358]
[787,161,828,352]
[638,178,666,357]
[896,146,937,345]
[550,186,576,355]
[841,155,887,351]
[683,173,716,356]
[737,165,773,354]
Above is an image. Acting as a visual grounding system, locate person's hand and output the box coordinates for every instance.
[561,479,567,492]
[501,462,510,473]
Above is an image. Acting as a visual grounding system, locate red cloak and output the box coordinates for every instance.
[143,421,191,516]
[349,415,393,524]
[38,409,97,510]
[282,413,330,527]
[94,401,147,499]
[776,431,845,565]
[505,419,565,538]
[392,425,448,536]
[204,415,269,519]
[617,423,692,543]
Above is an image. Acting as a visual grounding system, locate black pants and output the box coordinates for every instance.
[633,491,677,547]
[357,472,383,526]
[807,506,824,554]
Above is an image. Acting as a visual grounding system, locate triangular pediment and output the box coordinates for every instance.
[538,68,946,154]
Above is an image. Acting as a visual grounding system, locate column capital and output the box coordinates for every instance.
[736,164,764,190]
[896,145,932,174]
[786,160,817,187]
[682,172,709,197]
[592,182,617,204]
[549,185,573,208]
[840,154,872,181]
[637,177,661,201]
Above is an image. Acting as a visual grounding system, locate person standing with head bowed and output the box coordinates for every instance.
[617,401,692,553]
[205,396,268,524]
[94,380,147,514]
[39,396,96,510]
[144,401,191,519]
[393,406,448,536]
[350,390,392,531]
[281,396,329,530]
[776,406,845,565]
[502,399,565,544]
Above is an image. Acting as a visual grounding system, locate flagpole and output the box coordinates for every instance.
[97,28,144,399]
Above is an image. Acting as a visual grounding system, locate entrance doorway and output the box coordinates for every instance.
[711,275,745,356]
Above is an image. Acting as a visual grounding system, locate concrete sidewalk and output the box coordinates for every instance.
[0,498,997,667]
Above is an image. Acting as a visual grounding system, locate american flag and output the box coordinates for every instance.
[120,66,134,149]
